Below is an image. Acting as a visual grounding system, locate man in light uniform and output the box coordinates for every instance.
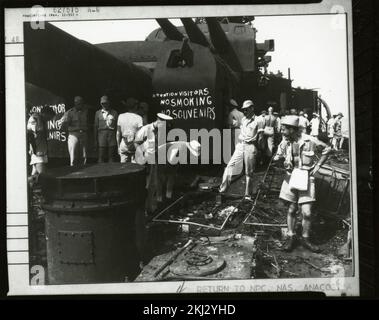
[219,100,262,199]
[273,115,332,252]
[116,101,143,163]
[134,113,174,212]
[60,96,89,166]
[309,112,320,138]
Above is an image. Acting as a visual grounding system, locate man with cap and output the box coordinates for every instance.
[309,112,320,138]
[298,111,310,134]
[134,113,174,213]
[332,112,344,150]
[227,99,244,153]
[94,95,118,163]
[59,96,89,166]
[219,100,262,200]
[273,115,333,253]
[116,99,144,163]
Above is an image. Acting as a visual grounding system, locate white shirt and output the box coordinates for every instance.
[239,116,259,143]
[117,112,143,137]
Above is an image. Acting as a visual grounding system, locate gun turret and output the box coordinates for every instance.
[156,19,184,41]
[205,17,243,72]
[180,18,210,48]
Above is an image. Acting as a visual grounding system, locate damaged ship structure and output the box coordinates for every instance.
[25,17,352,284]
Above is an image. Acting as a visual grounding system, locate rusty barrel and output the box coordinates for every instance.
[40,163,146,285]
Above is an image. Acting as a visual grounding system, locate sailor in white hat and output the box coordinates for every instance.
[273,115,333,253]
[134,112,174,213]
[220,99,261,200]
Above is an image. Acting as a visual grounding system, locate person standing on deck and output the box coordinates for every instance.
[94,95,118,163]
[273,115,333,253]
[59,96,89,166]
[219,100,262,200]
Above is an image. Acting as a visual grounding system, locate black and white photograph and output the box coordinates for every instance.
[5,1,359,296]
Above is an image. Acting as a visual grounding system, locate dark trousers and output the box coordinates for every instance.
[98,146,117,163]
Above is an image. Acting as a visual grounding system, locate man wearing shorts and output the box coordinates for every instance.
[219,100,262,199]
[273,115,332,253]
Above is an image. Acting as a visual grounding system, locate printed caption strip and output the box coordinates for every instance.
[6,20,31,290]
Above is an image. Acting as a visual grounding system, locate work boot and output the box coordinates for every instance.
[282,236,297,252]
[300,237,321,253]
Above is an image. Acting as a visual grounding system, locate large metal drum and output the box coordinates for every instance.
[40,163,146,285]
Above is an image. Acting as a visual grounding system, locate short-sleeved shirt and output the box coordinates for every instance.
[64,107,89,132]
[95,108,118,131]
[239,116,259,143]
[274,133,331,170]
[117,112,143,138]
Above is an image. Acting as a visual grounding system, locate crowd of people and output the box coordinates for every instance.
[27,95,348,254]
[221,98,347,253]
[26,95,201,214]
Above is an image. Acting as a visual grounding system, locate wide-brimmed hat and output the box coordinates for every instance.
[230,99,238,107]
[261,110,267,115]
[281,115,299,127]
[312,112,319,117]
[242,100,254,109]
[188,140,201,157]
[157,113,173,121]
[337,112,344,117]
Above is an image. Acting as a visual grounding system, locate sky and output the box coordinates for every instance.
[51,14,349,116]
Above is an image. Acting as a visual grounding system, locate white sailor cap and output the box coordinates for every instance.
[241,100,254,109]
[157,113,173,121]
